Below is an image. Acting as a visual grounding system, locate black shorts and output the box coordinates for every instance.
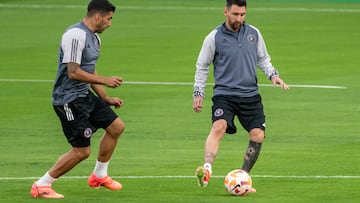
[211,94,265,134]
[53,91,118,147]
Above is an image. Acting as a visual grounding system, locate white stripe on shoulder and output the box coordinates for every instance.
[61,28,86,64]
[247,24,261,35]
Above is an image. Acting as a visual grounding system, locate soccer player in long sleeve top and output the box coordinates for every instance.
[193,0,289,192]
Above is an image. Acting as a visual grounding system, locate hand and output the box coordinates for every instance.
[193,96,204,113]
[106,97,124,109]
[105,76,123,88]
[272,76,289,90]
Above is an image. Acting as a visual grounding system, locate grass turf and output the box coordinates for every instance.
[0,0,359,202]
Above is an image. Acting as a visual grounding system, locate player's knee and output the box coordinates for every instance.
[249,128,265,143]
[212,120,227,136]
[107,118,125,138]
[115,119,125,135]
[72,147,91,161]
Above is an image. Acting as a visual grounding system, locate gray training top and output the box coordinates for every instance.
[193,23,279,98]
[52,21,101,105]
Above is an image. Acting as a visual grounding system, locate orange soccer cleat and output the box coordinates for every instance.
[88,173,123,190]
[30,181,64,199]
[195,166,211,187]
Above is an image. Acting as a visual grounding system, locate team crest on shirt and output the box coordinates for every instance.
[84,128,93,138]
[247,34,256,44]
[214,108,224,117]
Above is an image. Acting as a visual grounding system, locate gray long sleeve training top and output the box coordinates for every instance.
[193,23,279,98]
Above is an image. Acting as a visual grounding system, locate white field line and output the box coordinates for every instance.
[0,4,360,13]
[1,175,360,181]
[0,79,347,89]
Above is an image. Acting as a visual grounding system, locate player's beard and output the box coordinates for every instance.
[95,23,110,34]
[96,27,106,34]
[230,21,242,31]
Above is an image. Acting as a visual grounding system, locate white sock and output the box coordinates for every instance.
[204,163,212,175]
[36,172,57,186]
[93,160,109,178]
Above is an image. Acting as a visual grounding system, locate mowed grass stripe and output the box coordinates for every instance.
[1,4,360,13]
[1,175,359,181]
[0,79,347,89]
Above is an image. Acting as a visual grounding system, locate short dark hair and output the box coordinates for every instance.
[87,0,116,16]
[226,0,247,8]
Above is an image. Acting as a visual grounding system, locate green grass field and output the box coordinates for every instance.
[1,0,360,202]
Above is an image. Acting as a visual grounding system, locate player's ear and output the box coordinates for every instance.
[94,13,101,22]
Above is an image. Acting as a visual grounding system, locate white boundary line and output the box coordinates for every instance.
[0,4,360,13]
[1,175,359,181]
[0,79,347,89]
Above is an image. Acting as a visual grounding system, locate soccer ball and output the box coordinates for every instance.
[224,169,252,196]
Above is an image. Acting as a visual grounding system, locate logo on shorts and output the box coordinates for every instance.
[214,108,224,117]
[84,128,93,138]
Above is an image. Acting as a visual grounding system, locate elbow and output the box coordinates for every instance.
[68,71,83,81]
[68,72,77,80]
[67,63,82,80]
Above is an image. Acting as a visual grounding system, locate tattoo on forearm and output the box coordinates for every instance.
[68,63,78,73]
